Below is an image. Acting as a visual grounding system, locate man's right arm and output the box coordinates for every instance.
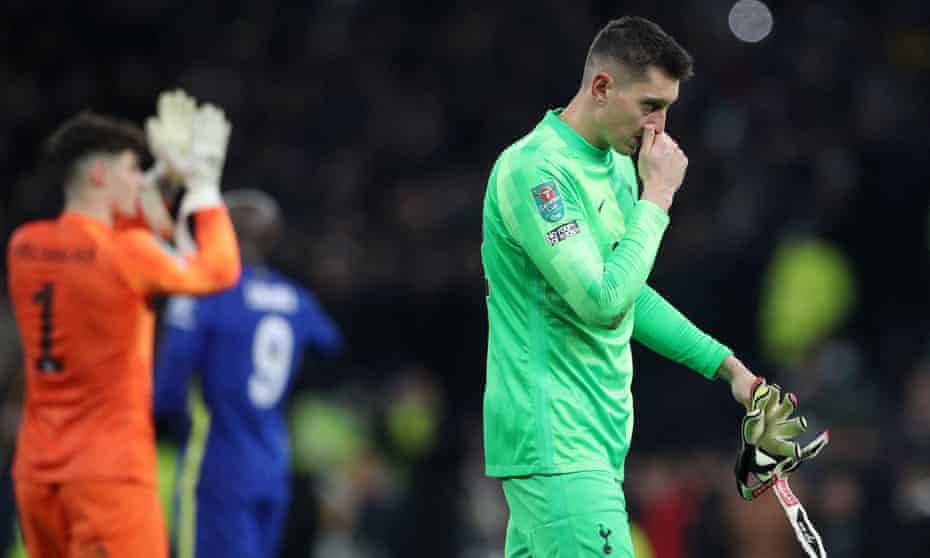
[496,160,669,328]
[115,207,241,296]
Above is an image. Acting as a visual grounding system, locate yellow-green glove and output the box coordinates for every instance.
[736,378,829,500]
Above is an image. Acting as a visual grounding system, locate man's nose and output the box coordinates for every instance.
[644,110,667,134]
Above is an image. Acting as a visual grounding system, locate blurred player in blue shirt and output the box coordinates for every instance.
[155,189,342,558]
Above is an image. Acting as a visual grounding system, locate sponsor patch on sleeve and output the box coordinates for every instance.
[531,180,565,222]
[545,220,580,246]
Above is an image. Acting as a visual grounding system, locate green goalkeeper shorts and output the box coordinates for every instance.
[502,470,633,558]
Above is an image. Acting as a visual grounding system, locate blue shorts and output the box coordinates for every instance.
[174,481,289,558]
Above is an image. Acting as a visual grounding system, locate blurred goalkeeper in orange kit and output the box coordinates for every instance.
[5,90,240,558]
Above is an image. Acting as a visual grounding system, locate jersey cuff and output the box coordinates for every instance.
[704,343,735,380]
[635,199,671,232]
[179,188,224,216]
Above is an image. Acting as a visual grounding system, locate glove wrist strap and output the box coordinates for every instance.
[179,186,223,215]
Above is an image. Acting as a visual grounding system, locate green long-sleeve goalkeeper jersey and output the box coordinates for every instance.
[482,110,732,479]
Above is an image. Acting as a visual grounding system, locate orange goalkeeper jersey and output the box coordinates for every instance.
[7,208,240,484]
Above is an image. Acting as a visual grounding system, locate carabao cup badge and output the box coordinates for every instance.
[531,180,565,222]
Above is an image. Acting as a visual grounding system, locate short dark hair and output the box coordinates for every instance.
[42,111,149,189]
[586,16,694,81]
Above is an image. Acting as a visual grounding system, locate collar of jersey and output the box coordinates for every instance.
[544,109,611,164]
[60,210,111,232]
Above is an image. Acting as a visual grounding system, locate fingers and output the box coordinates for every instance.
[765,437,802,460]
[197,103,225,122]
[154,90,197,143]
[766,388,797,422]
[148,90,231,192]
[764,412,809,460]
[160,90,196,120]
[744,379,812,460]
[650,130,680,151]
[191,104,232,161]
[148,90,199,165]
[775,416,808,439]
[750,380,772,410]
[798,430,830,460]
[640,125,657,155]
[763,385,809,437]
[746,377,765,409]
[760,427,806,459]
[194,104,231,137]
[741,409,765,445]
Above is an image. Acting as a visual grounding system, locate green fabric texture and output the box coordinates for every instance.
[502,471,632,558]
[633,285,732,379]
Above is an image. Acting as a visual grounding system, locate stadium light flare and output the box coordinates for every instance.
[729,0,774,43]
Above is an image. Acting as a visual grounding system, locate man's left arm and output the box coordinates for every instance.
[632,284,756,405]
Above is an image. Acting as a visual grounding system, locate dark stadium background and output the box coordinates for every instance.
[1,0,929,556]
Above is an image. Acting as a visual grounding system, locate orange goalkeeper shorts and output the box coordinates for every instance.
[15,478,167,558]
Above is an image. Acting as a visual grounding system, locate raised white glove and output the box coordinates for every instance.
[173,103,232,254]
[145,90,196,172]
[139,90,197,237]
[141,90,232,254]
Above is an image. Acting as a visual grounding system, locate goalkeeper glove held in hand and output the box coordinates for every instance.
[735,378,829,500]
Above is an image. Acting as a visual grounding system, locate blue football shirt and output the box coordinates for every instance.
[155,264,342,496]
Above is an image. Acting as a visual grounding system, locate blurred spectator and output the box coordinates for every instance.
[759,237,856,368]
[893,360,930,552]
[154,190,342,558]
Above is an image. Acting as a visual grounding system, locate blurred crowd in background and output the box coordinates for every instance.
[1,0,930,556]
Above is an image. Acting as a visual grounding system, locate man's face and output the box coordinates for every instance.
[596,65,680,155]
[103,150,146,217]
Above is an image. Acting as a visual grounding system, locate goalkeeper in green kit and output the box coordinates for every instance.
[482,17,824,558]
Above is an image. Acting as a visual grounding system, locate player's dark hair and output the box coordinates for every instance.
[42,111,149,190]
[586,16,694,81]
